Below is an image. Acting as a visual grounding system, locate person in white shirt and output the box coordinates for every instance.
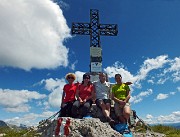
[93,72,114,124]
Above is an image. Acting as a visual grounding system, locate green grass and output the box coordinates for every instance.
[0,127,40,137]
[151,124,180,137]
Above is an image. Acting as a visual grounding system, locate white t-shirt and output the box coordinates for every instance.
[93,81,110,99]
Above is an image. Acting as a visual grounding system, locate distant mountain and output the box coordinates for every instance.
[151,123,180,129]
[20,124,28,129]
[0,120,28,129]
[165,123,180,129]
[0,120,8,127]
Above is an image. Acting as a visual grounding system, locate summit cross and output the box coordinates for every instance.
[71,9,118,73]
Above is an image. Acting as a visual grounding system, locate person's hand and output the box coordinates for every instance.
[61,102,65,107]
[119,100,126,106]
[125,82,133,85]
[83,99,87,103]
[79,98,83,104]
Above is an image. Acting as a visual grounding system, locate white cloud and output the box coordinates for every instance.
[157,113,180,123]
[164,57,180,82]
[40,78,66,107]
[177,87,180,92]
[5,104,30,113]
[104,55,169,89]
[169,92,176,95]
[0,0,71,71]
[130,89,153,104]
[70,60,78,70]
[5,111,56,126]
[104,61,135,83]
[147,79,154,84]
[169,57,180,72]
[75,71,86,83]
[146,114,153,119]
[54,0,70,10]
[155,93,168,100]
[135,55,169,83]
[144,111,180,124]
[0,89,46,112]
[41,78,65,91]
[157,77,169,84]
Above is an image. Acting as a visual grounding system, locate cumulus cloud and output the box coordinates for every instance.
[157,111,180,123]
[104,55,169,89]
[40,78,66,107]
[0,89,46,112]
[168,57,180,82]
[5,111,55,126]
[104,61,135,83]
[0,0,71,71]
[135,55,169,83]
[130,89,153,104]
[144,111,180,124]
[75,71,86,82]
[155,93,168,100]
[146,114,153,119]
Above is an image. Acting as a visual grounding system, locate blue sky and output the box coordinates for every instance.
[0,0,180,126]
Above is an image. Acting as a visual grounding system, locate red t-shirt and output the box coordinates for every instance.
[63,84,77,103]
[78,84,94,100]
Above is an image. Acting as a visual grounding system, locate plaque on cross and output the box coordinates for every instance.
[71,9,118,74]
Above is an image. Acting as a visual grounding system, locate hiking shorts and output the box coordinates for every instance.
[95,99,111,108]
[114,102,130,116]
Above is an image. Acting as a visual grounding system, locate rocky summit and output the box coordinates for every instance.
[35,117,166,137]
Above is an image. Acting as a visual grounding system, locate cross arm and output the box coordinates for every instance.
[71,22,91,35]
[99,24,118,36]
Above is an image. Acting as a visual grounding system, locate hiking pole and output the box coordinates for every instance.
[21,110,61,137]
[47,110,61,120]
[133,110,152,131]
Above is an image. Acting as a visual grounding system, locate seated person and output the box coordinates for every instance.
[59,73,77,117]
[111,74,131,124]
[72,74,95,118]
[93,72,114,124]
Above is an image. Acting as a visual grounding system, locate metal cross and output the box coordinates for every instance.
[71,9,118,73]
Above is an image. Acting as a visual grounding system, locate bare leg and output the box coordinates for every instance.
[123,105,131,123]
[99,102,110,118]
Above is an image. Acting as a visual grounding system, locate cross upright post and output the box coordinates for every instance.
[71,9,118,75]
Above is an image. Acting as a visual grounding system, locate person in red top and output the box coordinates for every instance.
[59,73,78,117]
[72,73,95,118]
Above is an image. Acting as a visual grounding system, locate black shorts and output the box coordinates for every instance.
[95,99,111,108]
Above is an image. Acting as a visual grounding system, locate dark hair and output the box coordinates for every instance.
[115,74,122,78]
[83,74,90,79]
[82,73,92,86]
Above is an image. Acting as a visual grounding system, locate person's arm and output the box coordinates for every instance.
[61,91,65,107]
[76,89,83,102]
[124,82,133,85]
[111,91,125,105]
[84,85,95,102]
[93,82,96,101]
[125,89,131,103]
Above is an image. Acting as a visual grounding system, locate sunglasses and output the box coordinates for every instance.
[68,77,74,79]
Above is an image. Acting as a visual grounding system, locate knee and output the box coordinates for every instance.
[124,111,130,118]
[84,103,90,109]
